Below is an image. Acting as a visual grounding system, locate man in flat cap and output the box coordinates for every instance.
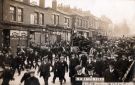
[38,56,52,85]
[73,65,84,85]
[25,70,40,85]
[20,65,31,85]
[104,63,120,82]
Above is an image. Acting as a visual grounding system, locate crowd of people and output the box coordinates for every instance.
[0,34,135,85]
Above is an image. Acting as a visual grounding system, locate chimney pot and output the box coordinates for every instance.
[39,0,45,8]
[52,0,57,10]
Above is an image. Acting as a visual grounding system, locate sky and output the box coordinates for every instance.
[32,0,135,34]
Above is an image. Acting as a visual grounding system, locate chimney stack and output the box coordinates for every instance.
[39,0,45,8]
[52,0,57,10]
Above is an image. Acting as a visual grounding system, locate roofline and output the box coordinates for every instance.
[44,7,72,16]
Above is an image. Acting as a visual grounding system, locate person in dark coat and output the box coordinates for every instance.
[73,65,84,85]
[38,57,52,85]
[94,57,104,77]
[0,65,14,85]
[29,50,35,69]
[85,63,94,77]
[117,55,129,77]
[104,63,120,82]
[58,56,68,85]
[52,57,60,83]
[80,53,88,67]
[20,65,31,85]
[47,49,53,64]
[25,70,40,85]
[34,51,40,69]
[0,51,5,68]
[12,55,22,76]
[69,54,80,84]
[17,49,26,71]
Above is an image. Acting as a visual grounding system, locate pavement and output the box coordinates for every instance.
[0,57,135,85]
[0,58,71,85]
[9,68,71,85]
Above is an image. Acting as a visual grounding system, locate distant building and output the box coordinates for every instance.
[113,20,130,37]
[57,3,113,38]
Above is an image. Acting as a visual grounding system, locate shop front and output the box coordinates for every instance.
[0,21,46,54]
[10,30,28,54]
[46,24,72,45]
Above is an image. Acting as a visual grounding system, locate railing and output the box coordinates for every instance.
[122,60,135,82]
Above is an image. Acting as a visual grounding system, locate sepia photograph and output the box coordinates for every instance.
[0,0,135,85]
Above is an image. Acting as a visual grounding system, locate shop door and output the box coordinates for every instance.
[57,35,61,42]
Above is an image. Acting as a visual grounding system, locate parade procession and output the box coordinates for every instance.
[0,0,135,85]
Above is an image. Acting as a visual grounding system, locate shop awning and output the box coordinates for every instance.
[46,24,72,32]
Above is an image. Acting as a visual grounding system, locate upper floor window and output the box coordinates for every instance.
[90,18,92,27]
[77,18,79,26]
[83,20,85,27]
[39,13,44,25]
[10,6,16,21]
[30,13,34,24]
[86,21,88,28]
[79,19,81,26]
[52,14,59,25]
[64,17,70,27]
[34,12,39,24]
[80,19,82,27]
[17,8,23,22]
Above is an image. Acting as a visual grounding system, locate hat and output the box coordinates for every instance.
[43,56,48,59]
[87,64,93,71]
[25,65,30,69]
[60,56,64,59]
[4,64,10,67]
[30,70,35,73]
[109,61,115,67]
[55,57,59,59]
[75,65,82,71]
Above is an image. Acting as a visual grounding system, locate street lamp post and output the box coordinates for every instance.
[40,29,42,48]
[64,23,68,42]
[71,22,77,46]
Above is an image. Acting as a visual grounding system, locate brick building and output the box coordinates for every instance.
[0,0,72,53]
[0,0,112,54]
[0,0,47,53]
[57,3,111,38]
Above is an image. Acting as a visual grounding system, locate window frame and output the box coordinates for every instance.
[17,7,23,22]
[39,13,44,25]
[52,14,59,25]
[34,12,39,24]
[64,17,70,27]
[10,5,16,21]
